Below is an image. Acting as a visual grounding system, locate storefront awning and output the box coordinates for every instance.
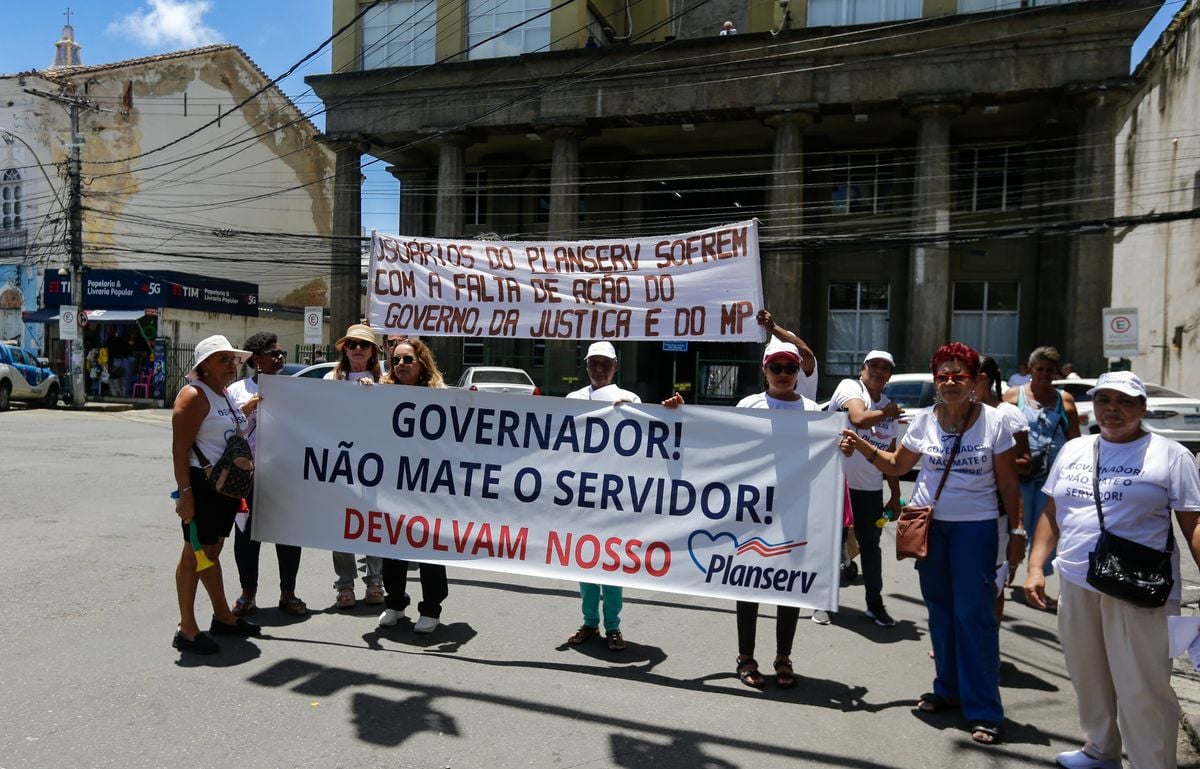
[82,309,147,323]
[22,307,60,323]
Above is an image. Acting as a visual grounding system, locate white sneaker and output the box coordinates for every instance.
[1054,749,1121,769]
[378,608,405,627]
[811,610,832,626]
[413,615,439,634]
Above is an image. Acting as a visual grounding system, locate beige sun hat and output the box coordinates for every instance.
[335,323,381,351]
[189,335,251,377]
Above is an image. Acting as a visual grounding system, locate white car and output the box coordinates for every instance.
[455,366,541,395]
[0,341,61,410]
[286,362,338,379]
[1055,378,1200,451]
[881,372,936,445]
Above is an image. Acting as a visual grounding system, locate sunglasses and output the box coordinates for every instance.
[934,373,973,384]
[768,363,799,375]
[391,354,417,366]
[259,349,286,359]
[343,339,374,351]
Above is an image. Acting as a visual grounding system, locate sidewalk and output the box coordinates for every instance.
[1177,529,1200,757]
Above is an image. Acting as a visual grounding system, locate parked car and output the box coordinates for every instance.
[1055,377,1200,451]
[288,362,338,379]
[0,341,60,410]
[455,366,541,395]
[881,372,936,445]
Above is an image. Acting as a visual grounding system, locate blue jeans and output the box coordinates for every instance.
[916,518,1003,725]
[579,583,622,631]
[1020,479,1055,575]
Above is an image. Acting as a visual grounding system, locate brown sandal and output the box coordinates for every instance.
[364,583,385,605]
[606,629,626,651]
[232,594,257,616]
[335,587,356,609]
[278,595,308,617]
[567,625,599,645]
[773,657,797,689]
[736,656,765,688]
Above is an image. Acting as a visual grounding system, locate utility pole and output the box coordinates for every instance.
[26,87,91,406]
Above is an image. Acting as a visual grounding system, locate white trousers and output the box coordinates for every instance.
[1057,578,1180,769]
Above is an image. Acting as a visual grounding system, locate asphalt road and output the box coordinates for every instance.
[2,407,1197,768]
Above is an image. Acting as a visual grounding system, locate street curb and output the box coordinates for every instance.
[1175,656,1200,753]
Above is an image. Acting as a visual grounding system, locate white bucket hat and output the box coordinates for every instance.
[190,335,250,377]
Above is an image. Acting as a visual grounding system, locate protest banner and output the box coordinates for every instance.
[253,376,846,610]
[366,220,765,342]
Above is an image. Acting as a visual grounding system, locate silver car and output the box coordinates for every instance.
[455,366,541,395]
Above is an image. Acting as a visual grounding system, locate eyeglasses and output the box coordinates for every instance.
[934,373,972,384]
[260,349,286,359]
[768,363,800,375]
[391,354,416,366]
[343,339,374,351]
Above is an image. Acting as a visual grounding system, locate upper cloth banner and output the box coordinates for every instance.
[253,377,845,610]
[366,220,765,342]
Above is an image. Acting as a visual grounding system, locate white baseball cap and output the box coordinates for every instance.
[1086,371,1147,399]
[586,341,618,360]
[863,350,895,367]
[762,337,801,366]
[190,335,250,376]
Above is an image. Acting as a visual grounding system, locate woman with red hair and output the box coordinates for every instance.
[840,342,1024,745]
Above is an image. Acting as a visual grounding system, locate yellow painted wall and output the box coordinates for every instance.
[332,0,361,72]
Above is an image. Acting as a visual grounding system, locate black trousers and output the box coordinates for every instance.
[736,601,800,658]
[232,493,302,593]
[381,558,448,618]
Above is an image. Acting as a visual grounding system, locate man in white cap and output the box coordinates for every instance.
[563,341,640,651]
[828,350,904,628]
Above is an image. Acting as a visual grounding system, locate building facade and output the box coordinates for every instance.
[0,36,336,371]
[310,0,1154,398]
[1112,0,1200,393]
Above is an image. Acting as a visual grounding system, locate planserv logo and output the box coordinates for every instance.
[687,530,818,594]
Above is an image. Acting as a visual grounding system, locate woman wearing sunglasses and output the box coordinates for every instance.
[226,331,307,618]
[730,322,821,690]
[839,342,1024,746]
[376,337,450,634]
[324,323,386,609]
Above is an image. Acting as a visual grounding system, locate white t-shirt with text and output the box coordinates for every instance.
[829,377,896,490]
[1043,432,1200,600]
[900,404,1015,522]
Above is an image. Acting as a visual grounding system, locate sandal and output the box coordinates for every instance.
[970,723,1002,745]
[278,595,308,617]
[232,594,257,616]
[736,656,765,688]
[335,587,356,609]
[364,583,385,605]
[916,692,958,713]
[567,625,599,645]
[773,657,797,689]
[606,629,626,651]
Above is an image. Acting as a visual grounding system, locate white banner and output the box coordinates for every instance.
[366,221,765,342]
[254,376,845,610]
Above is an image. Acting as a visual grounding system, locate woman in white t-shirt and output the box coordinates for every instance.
[731,339,819,691]
[840,342,1024,746]
[324,324,385,609]
[1025,371,1200,769]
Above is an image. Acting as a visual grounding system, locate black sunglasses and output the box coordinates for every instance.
[343,339,374,351]
[768,363,799,375]
[391,354,417,366]
[259,349,286,358]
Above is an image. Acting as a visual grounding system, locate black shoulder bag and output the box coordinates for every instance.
[1085,438,1174,608]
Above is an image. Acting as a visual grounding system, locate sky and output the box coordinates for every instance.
[0,0,1186,237]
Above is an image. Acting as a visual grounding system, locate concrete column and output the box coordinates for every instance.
[1065,85,1126,373]
[385,154,431,237]
[544,126,583,239]
[331,143,363,336]
[762,108,815,332]
[905,100,961,366]
[433,132,472,237]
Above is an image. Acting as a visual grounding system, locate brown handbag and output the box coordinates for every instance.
[896,405,973,560]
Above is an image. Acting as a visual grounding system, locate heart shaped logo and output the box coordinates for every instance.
[688,530,740,574]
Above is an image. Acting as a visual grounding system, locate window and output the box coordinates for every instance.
[807,0,921,26]
[464,171,488,225]
[1,169,22,231]
[956,147,1024,212]
[361,0,437,69]
[467,0,551,60]
[463,339,485,366]
[958,0,1071,12]
[826,281,889,376]
[532,339,545,368]
[829,153,894,215]
[951,281,1019,373]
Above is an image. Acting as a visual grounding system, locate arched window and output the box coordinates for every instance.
[1,168,22,231]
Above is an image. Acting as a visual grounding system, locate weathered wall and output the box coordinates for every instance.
[1112,0,1200,392]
